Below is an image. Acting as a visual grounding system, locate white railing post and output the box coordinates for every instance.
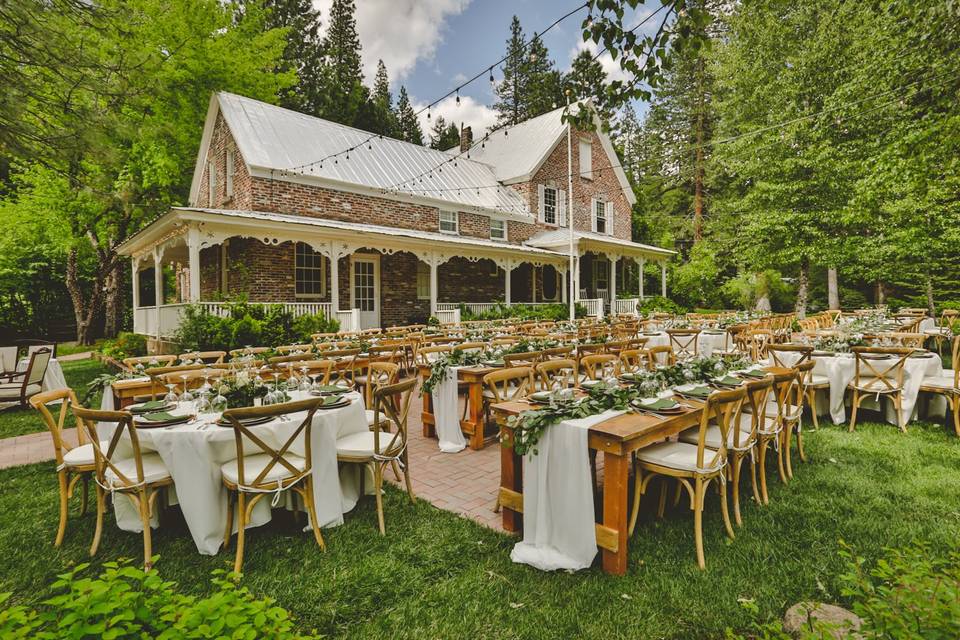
[152,249,162,341]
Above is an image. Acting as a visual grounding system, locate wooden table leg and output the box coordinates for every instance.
[601,451,629,575]
[500,427,522,532]
[465,379,485,450]
[420,371,435,438]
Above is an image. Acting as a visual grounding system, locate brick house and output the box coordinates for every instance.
[118,92,673,335]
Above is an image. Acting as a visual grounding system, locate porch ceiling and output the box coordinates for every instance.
[118,207,570,268]
[526,229,675,261]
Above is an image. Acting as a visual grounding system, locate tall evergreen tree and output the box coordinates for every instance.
[493,16,526,127]
[394,86,423,145]
[315,0,365,125]
[566,49,611,122]
[251,0,324,115]
[428,116,461,150]
[358,59,397,136]
[493,16,563,127]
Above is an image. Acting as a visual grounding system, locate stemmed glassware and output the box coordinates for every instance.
[299,365,312,392]
[163,383,179,406]
[179,374,194,406]
[211,383,228,413]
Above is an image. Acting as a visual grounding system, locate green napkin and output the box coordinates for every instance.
[323,395,344,406]
[682,386,712,398]
[142,411,178,422]
[132,400,167,411]
[529,391,551,402]
[740,368,767,379]
[639,398,677,411]
[714,375,743,386]
[314,385,344,393]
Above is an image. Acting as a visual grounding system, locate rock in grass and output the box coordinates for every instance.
[783,602,862,639]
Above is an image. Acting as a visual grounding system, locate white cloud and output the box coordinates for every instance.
[415,95,498,142]
[313,0,470,84]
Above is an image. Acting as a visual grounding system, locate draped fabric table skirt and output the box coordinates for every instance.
[638,331,729,357]
[107,390,371,555]
[17,357,68,392]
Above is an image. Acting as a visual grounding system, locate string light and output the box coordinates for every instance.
[455,89,460,106]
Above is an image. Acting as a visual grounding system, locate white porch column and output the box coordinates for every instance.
[152,248,162,340]
[131,257,140,310]
[661,261,667,297]
[187,226,201,302]
[329,252,340,312]
[609,255,618,307]
[504,263,514,306]
[429,260,439,317]
[559,265,568,303]
[574,254,581,299]
[637,258,646,299]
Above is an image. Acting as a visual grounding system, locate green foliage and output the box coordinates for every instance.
[291,311,340,338]
[637,296,686,315]
[175,303,338,352]
[231,314,263,349]
[394,86,423,145]
[670,244,723,309]
[461,303,585,322]
[0,561,318,638]
[100,332,148,361]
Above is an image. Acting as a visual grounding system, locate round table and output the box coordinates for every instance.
[17,357,68,392]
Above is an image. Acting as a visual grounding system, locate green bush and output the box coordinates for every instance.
[292,311,339,339]
[0,561,318,639]
[230,313,263,348]
[260,305,296,346]
[100,332,147,360]
[174,303,339,351]
[637,296,685,315]
[460,303,585,322]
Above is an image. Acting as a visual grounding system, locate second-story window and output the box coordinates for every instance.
[439,210,459,234]
[225,149,235,198]
[542,186,557,224]
[579,138,593,180]
[490,218,507,241]
[593,198,607,234]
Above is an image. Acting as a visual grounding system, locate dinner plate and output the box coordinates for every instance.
[527,391,552,404]
[309,385,350,396]
[215,415,274,428]
[738,369,768,379]
[316,396,351,410]
[482,360,505,368]
[135,412,191,429]
[712,375,744,387]
[631,398,683,414]
[128,400,174,414]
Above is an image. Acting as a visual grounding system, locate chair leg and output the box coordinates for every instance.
[807,389,820,430]
[953,397,960,437]
[730,455,743,527]
[234,493,247,574]
[758,440,770,505]
[55,470,69,547]
[693,478,706,570]
[90,484,105,557]
[719,476,735,540]
[784,425,794,480]
[390,460,402,483]
[776,431,788,484]
[797,426,807,463]
[139,490,153,571]
[374,464,386,535]
[628,465,643,537]
[80,475,89,516]
[302,482,326,552]
[223,491,234,550]
[402,451,415,503]
[896,393,906,433]
[849,391,860,432]
[748,449,761,505]
[656,478,668,519]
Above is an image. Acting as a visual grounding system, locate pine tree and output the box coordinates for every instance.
[566,49,610,122]
[316,0,365,125]
[493,16,527,127]
[394,86,423,145]
[373,59,391,110]
[524,33,564,118]
[428,116,461,150]
[493,16,564,127]
[360,59,396,136]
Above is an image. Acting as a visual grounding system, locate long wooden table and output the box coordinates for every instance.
[417,364,498,450]
[491,367,790,576]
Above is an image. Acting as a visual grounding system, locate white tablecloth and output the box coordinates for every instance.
[107,390,369,555]
[511,409,624,572]
[919,317,936,333]
[17,357,68,392]
[777,351,942,425]
[639,331,729,358]
[432,365,466,453]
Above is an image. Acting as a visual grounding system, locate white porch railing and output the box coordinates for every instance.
[335,309,360,333]
[436,301,556,316]
[578,298,604,319]
[612,298,639,316]
[435,308,461,326]
[134,301,348,338]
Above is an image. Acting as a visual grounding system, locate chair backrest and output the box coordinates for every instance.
[29,388,87,467]
[454,341,487,354]
[323,348,361,385]
[876,332,925,349]
[71,405,148,491]
[605,339,633,356]
[535,359,575,391]
[483,367,535,402]
[646,345,675,369]
[275,344,313,355]
[503,351,542,367]
[580,353,618,381]
[618,349,647,374]
[124,355,177,370]
[745,329,773,361]
[294,359,335,385]
[576,343,606,359]
[221,397,323,488]
[269,353,318,366]
[767,344,812,368]
[416,344,452,365]
[490,337,519,347]
[738,377,773,449]
[160,368,228,390]
[229,346,272,358]
[541,345,575,360]
[24,347,52,387]
[365,362,400,400]
[690,387,746,471]
[178,351,227,364]
[851,347,913,392]
[0,346,17,373]
[371,377,417,457]
[25,342,57,359]
[666,329,700,357]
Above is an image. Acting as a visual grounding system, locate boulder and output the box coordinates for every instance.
[782,602,863,639]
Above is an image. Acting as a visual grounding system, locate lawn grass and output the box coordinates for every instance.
[0,416,958,638]
[0,358,111,438]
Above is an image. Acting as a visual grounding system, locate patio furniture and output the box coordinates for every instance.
[73,405,173,570]
[632,387,745,569]
[666,328,700,359]
[783,360,815,479]
[221,397,326,572]
[579,353,618,383]
[751,370,794,504]
[535,359,576,391]
[17,338,57,358]
[769,344,828,429]
[848,347,914,432]
[30,388,106,547]
[123,355,177,371]
[646,345,676,369]
[336,378,416,534]
[919,335,959,436]
[0,346,51,407]
[363,362,400,426]
[0,346,18,373]
[178,350,228,364]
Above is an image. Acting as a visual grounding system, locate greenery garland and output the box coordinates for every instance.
[421,349,484,395]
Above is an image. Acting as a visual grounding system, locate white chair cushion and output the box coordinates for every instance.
[635,441,724,474]
[0,382,41,399]
[335,431,400,458]
[679,417,756,451]
[809,373,830,387]
[922,374,958,391]
[221,452,305,486]
[105,453,171,486]
[850,377,902,393]
[61,440,110,467]
[365,409,396,427]
[759,399,801,423]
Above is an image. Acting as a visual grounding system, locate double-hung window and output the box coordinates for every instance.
[294,242,326,298]
[439,210,459,234]
[490,218,507,241]
[593,199,607,234]
[542,187,557,225]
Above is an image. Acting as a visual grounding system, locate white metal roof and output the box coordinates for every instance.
[467,106,571,183]
[527,228,675,259]
[199,92,531,217]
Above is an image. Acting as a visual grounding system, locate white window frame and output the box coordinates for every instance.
[439,210,459,234]
[207,161,216,205]
[294,242,326,299]
[416,261,430,300]
[225,149,235,198]
[593,198,608,234]
[579,138,593,180]
[490,218,507,241]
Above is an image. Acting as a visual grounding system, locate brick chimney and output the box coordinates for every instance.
[459,124,473,152]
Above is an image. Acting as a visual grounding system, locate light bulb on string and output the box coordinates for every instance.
[455,89,460,106]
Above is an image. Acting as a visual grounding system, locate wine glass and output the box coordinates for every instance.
[211,383,228,413]
[286,364,300,392]
[299,365,312,392]
[195,387,212,415]
[163,383,179,406]
[179,375,194,406]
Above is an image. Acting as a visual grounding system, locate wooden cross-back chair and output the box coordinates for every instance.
[631,386,745,569]
[646,345,676,369]
[363,362,400,426]
[919,335,960,437]
[768,343,828,429]
[745,329,773,361]
[221,397,325,573]
[453,341,488,354]
[503,350,543,368]
[541,345,575,360]
[290,358,335,386]
[30,388,103,547]
[874,332,925,349]
[748,369,795,504]
[416,344,452,365]
[72,405,173,570]
[535,359,576,392]
[269,353,318,367]
[618,349,647,375]
[229,346,271,359]
[579,353,618,383]
[782,360,814,480]
[323,348,362,387]
[848,347,914,433]
[336,378,417,534]
[666,328,700,359]
[178,351,227,365]
[275,344,313,356]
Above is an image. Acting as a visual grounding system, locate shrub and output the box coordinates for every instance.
[174,305,231,352]
[460,303,585,322]
[0,561,318,639]
[637,296,685,315]
[260,304,296,346]
[174,303,340,351]
[231,313,263,348]
[292,312,339,340]
[100,332,147,360]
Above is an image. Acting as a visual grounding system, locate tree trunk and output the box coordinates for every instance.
[794,258,809,319]
[103,262,122,338]
[876,281,886,306]
[66,247,108,345]
[925,274,935,316]
[692,57,705,243]
[827,267,840,310]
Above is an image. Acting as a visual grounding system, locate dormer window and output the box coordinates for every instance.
[490,218,507,241]
[439,210,459,234]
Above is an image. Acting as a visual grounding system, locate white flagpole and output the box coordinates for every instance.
[566,91,576,322]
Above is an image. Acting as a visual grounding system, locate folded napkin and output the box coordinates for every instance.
[714,375,743,386]
[740,368,767,379]
[131,400,167,411]
[637,398,677,411]
[142,411,179,422]
[679,385,712,399]
[323,395,344,406]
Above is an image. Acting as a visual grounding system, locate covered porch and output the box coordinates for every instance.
[119,208,583,336]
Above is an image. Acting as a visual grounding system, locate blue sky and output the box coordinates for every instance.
[313,0,661,135]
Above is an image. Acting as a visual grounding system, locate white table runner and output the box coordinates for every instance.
[511,409,624,572]
[432,365,466,453]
